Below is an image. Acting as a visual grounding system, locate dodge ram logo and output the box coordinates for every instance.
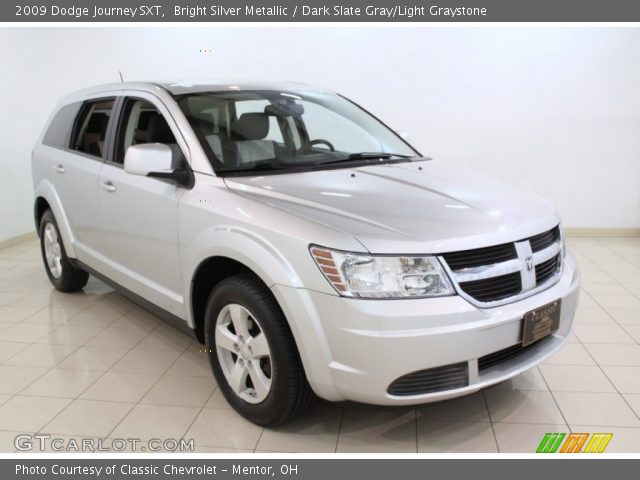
[525,256,534,272]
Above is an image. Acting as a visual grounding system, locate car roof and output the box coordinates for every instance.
[61,80,333,103]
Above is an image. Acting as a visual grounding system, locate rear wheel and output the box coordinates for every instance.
[204,274,314,426]
[39,209,89,292]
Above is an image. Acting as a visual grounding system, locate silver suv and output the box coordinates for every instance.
[32,81,580,425]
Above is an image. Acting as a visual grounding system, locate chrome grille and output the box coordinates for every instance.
[440,226,563,306]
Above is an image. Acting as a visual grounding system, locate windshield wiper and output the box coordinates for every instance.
[312,152,414,166]
[220,162,290,175]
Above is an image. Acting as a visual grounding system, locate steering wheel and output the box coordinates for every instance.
[298,139,335,153]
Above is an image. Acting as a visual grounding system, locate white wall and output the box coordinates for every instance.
[1,27,639,242]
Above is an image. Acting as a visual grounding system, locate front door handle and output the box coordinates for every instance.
[100,181,117,193]
[54,164,65,174]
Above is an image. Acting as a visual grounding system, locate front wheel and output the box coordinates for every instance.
[39,209,89,292]
[204,274,314,426]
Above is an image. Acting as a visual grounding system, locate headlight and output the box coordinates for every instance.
[310,246,455,299]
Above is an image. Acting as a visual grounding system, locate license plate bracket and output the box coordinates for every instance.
[522,300,561,347]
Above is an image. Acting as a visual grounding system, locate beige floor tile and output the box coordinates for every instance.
[109,310,159,334]
[574,324,635,344]
[141,375,215,407]
[0,306,43,323]
[602,367,640,393]
[576,293,600,309]
[582,282,630,296]
[417,420,497,453]
[621,325,640,343]
[205,388,231,410]
[553,392,640,427]
[624,394,640,417]
[4,343,77,368]
[573,308,616,325]
[592,294,640,310]
[0,394,11,406]
[585,344,640,366]
[0,395,71,431]
[81,372,159,403]
[257,403,341,453]
[417,392,490,422]
[568,425,640,453]
[484,390,565,424]
[0,341,29,362]
[136,325,192,351]
[0,365,48,394]
[185,408,263,450]
[21,307,76,325]
[111,404,200,440]
[110,348,181,375]
[490,368,549,392]
[337,406,416,453]
[493,423,569,453]
[35,325,104,346]
[0,292,29,306]
[22,368,103,398]
[9,293,53,308]
[56,346,130,372]
[539,365,616,392]
[0,323,56,343]
[0,430,26,453]
[543,343,596,366]
[606,309,640,325]
[67,302,125,327]
[42,399,133,436]
[166,345,212,377]
[191,446,252,453]
[85,326,148,349]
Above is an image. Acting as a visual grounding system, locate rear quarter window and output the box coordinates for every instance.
[42,102,82,149]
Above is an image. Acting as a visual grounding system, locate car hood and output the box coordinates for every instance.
[223,159,560,254]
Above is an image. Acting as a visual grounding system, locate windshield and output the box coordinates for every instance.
[174,90,419,176]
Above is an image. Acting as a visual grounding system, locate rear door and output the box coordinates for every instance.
[50,96,117,266]
[97,92,187,317]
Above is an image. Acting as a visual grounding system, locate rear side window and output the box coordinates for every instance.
[42,103,81,148]
[70,98,115,158]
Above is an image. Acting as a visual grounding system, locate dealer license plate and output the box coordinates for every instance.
[522,300,561,347]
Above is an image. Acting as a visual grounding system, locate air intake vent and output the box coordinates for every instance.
[479,337,551,372]
[387,362,469,396]
[536,254,561,285]
[529,226,560,253]
[458,272,522,303]
[441,243,517,271]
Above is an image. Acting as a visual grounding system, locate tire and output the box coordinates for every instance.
[39,209,89,292]
[204,273,314,426]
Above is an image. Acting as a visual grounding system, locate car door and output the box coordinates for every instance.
[50,96,117,266]
[97,93,188,317]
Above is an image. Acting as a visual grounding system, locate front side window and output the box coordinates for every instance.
[70,99,115,158]
[175,90,418,176]
[114,98,180,166]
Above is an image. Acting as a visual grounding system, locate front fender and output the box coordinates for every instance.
[33,179,77,258]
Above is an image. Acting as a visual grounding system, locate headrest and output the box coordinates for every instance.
[232,113,269,141]
[147,114,176,144]
[86,113,108,135]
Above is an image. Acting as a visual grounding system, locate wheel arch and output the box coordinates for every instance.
[33,180,77,257]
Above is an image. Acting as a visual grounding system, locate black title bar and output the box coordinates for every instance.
[5,0,640,22]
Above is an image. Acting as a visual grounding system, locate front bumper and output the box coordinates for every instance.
[272,249,580,405]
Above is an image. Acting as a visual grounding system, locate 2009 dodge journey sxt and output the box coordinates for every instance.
[32,81,580,425]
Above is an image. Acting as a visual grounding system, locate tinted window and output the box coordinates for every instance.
[114,98,179,165]
[71,99,115,158]
[42,103,81,148]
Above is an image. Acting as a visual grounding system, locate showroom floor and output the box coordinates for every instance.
[0,236,639,453]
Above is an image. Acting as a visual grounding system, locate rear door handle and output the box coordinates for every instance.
[54,164,65,174]
[100,181,117,193]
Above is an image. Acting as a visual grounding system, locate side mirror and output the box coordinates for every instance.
[124,144,193,188]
